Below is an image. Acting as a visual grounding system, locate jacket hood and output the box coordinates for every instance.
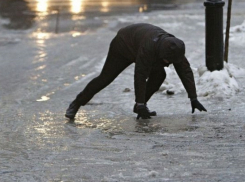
[158,37,185,64]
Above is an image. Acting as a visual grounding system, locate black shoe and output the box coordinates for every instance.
[65,101,80,119]
[133,104,157,116]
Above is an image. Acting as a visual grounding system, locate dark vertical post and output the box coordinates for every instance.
[204,0,225,71]
[224,0,232,63]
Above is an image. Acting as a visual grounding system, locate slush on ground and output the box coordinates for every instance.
[0,1,245,181]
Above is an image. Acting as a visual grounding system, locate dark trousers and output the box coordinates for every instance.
[74,36,166,106]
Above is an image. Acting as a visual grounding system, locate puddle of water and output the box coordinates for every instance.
[135,117,200,133]
[68,112,201,134]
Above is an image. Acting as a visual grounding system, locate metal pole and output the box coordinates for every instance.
[204,0,225,71]
[224,0,232,63]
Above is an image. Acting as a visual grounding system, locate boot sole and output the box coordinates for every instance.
[133,111,157,116]
[65,114,75,119]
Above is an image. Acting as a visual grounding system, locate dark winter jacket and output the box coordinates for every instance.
[116,23,197,103]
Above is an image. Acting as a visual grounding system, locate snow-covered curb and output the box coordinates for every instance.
[160,62,245,98]
[197,62,245,98]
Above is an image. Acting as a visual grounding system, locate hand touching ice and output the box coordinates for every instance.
[191,99,207,113]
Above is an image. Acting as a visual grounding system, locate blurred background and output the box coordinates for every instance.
[0,0,206,32]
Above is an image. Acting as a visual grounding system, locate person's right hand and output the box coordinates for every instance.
[136,105,152,119]
[191,99,207,113]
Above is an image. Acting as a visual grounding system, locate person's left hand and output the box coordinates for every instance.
[136,105,152,119]
[191,99,207,113]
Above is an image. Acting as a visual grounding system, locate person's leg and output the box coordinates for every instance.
[65,43,132,119]
[133,68,166,117]
[75,53,132,105]
[145,67,166,103]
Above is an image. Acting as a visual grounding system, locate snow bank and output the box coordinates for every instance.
[197,62,245,98]
[196,20,245,98]
[230,20,245,33]
[159,62,245,98]
[229,20,245,45]
[224,62,245,78]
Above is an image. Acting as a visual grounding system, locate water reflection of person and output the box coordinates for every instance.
[66,23,207,120]
[0,0,35,29]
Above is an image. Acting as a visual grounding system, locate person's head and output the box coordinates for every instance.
[159,37,185,65]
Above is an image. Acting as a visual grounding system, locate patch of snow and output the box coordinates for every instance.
[197,22,205,27]
[228,20,245,45]
[157,22,183,29]
[196,62,243,98]
[160,66,185,95]
[118,15,149,23]
[224,62,245,78]
[161,62,244,98]
[230,20,245,33]
[148,170,159,177]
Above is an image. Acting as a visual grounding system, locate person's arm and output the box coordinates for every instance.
[173,56,207,113]
[173,56,197,99]
[134,45,154,104]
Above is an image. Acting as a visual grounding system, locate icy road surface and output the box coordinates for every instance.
[1,3,245,182]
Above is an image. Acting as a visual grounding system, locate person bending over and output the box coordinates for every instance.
[65,23,207,119]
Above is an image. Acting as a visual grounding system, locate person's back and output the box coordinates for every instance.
[117,23,173,58]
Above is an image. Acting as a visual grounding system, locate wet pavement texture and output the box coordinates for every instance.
[1,1,245,181]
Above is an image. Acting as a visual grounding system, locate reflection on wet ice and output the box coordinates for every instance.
[29,32,49,85]
[35,65,47,71]
[69,113,201,134]
[32,32,49,63]
[36,91,55,102]
[30,74,41,81]
[36,96,50,102]
[24,111,70,151]
[134,115,200,133]
[74,74,86,80]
